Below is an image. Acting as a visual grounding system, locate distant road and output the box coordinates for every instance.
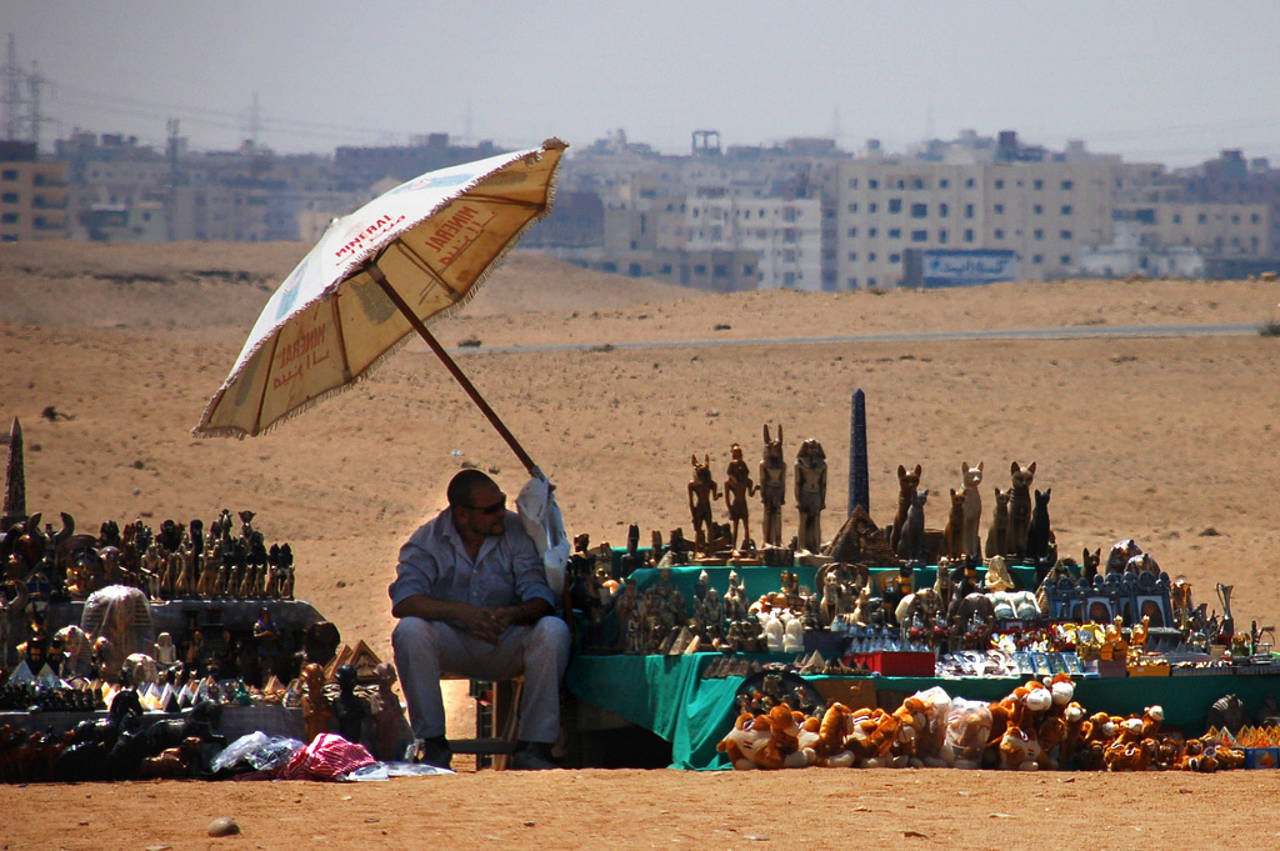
[453,322,1260,356]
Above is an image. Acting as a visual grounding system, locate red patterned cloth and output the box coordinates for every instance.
[278,733,376,780]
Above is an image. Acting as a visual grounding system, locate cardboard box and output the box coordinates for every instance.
[849,651,936,677]
[1244,747,1280,769]
[811,678,876,711]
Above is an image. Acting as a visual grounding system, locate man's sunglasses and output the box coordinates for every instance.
[465,497,506,516]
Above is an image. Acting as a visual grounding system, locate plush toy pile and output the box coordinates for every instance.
[717,674,1248,772]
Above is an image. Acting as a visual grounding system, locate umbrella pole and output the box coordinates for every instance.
[371,269,540,477]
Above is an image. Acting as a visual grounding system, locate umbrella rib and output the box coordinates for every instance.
[459,193,544,209]
[385,243,465,302]
[253,330,283,436]
[329,292,353,382]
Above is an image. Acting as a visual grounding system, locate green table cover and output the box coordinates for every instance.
[565,651,1280,770]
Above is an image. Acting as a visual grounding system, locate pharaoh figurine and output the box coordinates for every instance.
[154,631,177,666]
[371,662,406,761]
[195,558,217,600]
[794,438,827,554]
[723,443,758,552]
[164,549,183,600]
[333,664,369,744]
[624,603,646,655]
[278,545,295,600]
[724,570,748,622]
[687,454,720,553]
[301,662,333,742]
[616,577,639,653]
[174,545,195,599]
[759,424,786,547]
[702,584,725,642]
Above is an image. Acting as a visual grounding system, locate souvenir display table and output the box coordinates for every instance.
[565,651,1280,769]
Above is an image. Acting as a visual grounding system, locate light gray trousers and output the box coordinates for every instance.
[392,615,571,743]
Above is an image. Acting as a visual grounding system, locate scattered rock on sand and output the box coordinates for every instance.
[207,817,240,837]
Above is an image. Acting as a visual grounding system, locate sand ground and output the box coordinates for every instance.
[2,242,1279,847]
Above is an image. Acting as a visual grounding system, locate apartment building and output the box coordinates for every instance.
[0,141,69,242]
[834,158,1115,288]
[684,191,823,290]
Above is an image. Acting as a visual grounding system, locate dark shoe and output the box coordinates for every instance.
[510,741,558,771]
[406,736,452,769]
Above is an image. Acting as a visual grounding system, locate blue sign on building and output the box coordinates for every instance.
[920,249,1017,288]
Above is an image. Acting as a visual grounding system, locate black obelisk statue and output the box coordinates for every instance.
[848,390,869,516]
[3,417,25,527]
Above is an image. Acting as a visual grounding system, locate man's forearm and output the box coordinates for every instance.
[501,597,554,626]
[392,594,477,623]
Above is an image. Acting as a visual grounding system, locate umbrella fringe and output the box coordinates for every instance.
[193,139,565,438]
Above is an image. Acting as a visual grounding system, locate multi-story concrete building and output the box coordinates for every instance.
[0,141,69,242]
[834,157,1115,288]
[684,190,823,290]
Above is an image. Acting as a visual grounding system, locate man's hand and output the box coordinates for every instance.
[455,603,510,644]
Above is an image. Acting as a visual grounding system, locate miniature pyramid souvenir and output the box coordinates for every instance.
[346,640,384,683]
[324,644,356,681]
[35,663,64,689]
[159,682,178,713]
[6,660,34,686]
[262,674,286,703]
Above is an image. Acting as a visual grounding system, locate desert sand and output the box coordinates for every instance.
[1,241,1278,847]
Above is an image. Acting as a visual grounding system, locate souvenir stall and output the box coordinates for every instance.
[560,430,1280,772]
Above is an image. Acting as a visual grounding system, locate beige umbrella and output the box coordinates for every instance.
[193,138,568,476]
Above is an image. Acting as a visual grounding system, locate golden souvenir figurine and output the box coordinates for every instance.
[758,424,786,547]
[301,662,334,742]
[794,438,827,554]
[687,454,720,553]
[723,443,758,552]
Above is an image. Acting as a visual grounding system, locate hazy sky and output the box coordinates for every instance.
[9,1,1280,166]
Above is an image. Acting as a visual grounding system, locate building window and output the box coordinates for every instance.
[889,228,902,239]
[868,227,878,237]
[1061,180,1074,190]
[847,227,858,237]
[848,251,858,261]
[1,193,18,203]
[994,228,1004,240]
[1033,254,1043,263]
[911,230,927,242]
[964,229,975,242]
[912,178,924,189]
[847,277,858,287]
[1033,179,1043,190]
[1060,230,1073,240]
[1173,213,1182,223]
[888,198,902,213]
[896,179,905,188]
[847,203,859,213]
[965,178,975,188]
[889,252,901,263]
[1033,204,1043,215]
[869,202,878,213]
[940,179,949,188]
[1251,213,1260,223]
[869,179,879,189]
[694,264,706,275]
[1231,214,1240,224]
[964,204,974,219]
[939,229,948,243]
[994,203,1004,214]
[0,169,16,181]
[1198,213,1207,224]
[939,203,949,217]
[1061,254,1071,264]
[994,179,1004,189]
[1034,228,1044,239]
[868,252,877,261]
[910,202,927,218]
[1,212,17,223]
[1060,205,1073,215]
[868,277,877,286]
[848,178,859,188]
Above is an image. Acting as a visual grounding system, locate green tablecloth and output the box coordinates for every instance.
[565,652,1280,770]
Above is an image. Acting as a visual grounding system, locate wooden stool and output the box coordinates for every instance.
[442,674,523,770]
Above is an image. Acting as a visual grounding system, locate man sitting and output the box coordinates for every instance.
[390,470,570,770]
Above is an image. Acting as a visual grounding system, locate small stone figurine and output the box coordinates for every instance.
[758,424,786,547]
[333,663,369,744]
[688,454,720,553]
[301,662,333,742]
[723,443,758,553]
[371,661,406,761]
[794,438,827,553]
